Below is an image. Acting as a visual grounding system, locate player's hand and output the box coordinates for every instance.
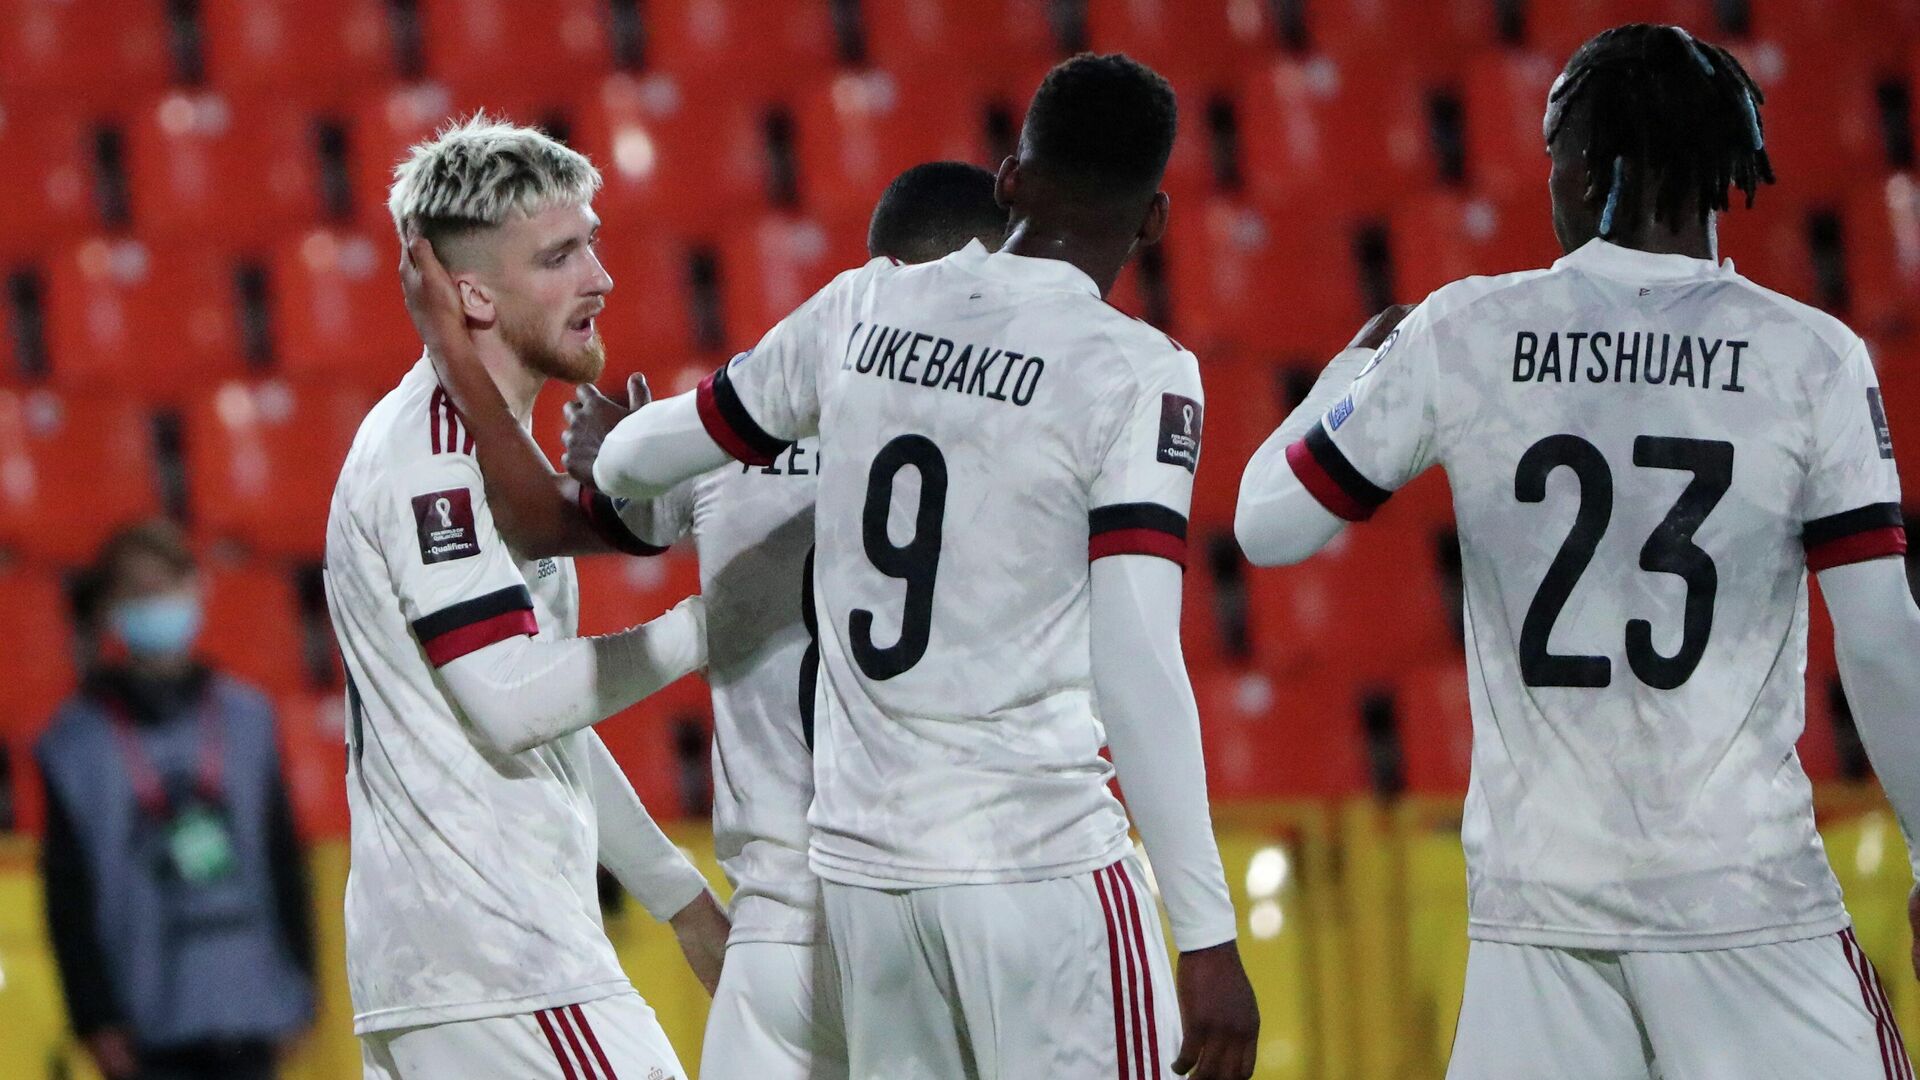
[1171,940,1259,1080]
[561,373,645,487]
[1908,884,1920,981]
[84,1028,139,1080]
[669,889,730,996]
[399,232,477,374]
[1347,303,1416,351]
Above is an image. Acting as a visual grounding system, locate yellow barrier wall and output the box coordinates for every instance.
[1,791,1914,1080]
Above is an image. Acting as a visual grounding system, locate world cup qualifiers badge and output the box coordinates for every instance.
[413,487,481,563]
[1157,393,1203,473]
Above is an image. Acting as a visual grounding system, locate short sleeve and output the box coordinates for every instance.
[698,265,874,463]
[1802,337,1906,571]
[379,454,538,667]
[1285,302,1442,521]
[1087,352,1203,568]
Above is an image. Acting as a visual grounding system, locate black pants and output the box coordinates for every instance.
[136,1040,276,1080]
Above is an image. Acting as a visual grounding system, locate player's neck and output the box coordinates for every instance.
[473,334,543,423]
[1605,213,1718,263]
[999,220,1132,299]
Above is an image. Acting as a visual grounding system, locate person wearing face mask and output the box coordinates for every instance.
[36,521,315,1080]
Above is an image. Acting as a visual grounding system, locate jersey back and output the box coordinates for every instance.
[701,242,1204,888]
[1291,240,1906,949]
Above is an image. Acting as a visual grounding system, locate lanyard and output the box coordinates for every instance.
[105,700,224,821]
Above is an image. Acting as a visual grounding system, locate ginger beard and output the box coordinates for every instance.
[499,297,607,386]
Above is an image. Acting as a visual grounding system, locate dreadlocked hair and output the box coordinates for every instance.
[1548,24,1775,237]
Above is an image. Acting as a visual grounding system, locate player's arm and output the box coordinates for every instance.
[581,731,729,994]
[400,235,663,559]
[1235,302,1437,566]
[436,596,704,756]
[1088,360,1258,1080]
[1796,336,1920,975]
[582,268,857,499]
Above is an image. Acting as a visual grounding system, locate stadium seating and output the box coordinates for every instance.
[1459,50,1559,203]
[1521,1,1717,59]
[0,0,173,108]
[1083,0,1265,92]
[1388,191,1560,301]
[1237,53,1441,214]
[268,226,418,381]
[1729,34,1889,201]
[1160,195,1371,356]
[640,0,839,98]
[855,0,1058,78]
[124,91,322,245]
[717,210,868,351]
[183,378,380,557]
[0,567,74,739]
[0,387,159,564]
[792,69,986,219]
[199,559,310,697]
[41,238,250,397]
[272,689,350,840]
[0,106,99,260]
[418,0,616,96]
[197,0,398,101]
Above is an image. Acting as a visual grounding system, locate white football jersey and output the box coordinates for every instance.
[324,359,634,1032]
[1289,239,1907,950]
[693,241,1204,888]
[614,440,822,945]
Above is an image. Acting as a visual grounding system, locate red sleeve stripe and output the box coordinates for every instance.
[576,484,668,557]
[696,360,791,467]
[1805,502,1908,571]
[1090,503,1188,567]
[428,387,474,456]
[412,586,538,667]
[1286,421,1389,522]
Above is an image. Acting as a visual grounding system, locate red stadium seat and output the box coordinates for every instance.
[419,0,614,97]
[269,226,417,382]
[1160,195,1369,356]
[0,387,159,563]
[1191,351,1290,526]
[570,72,775,237]
[0,106,98,259]
[274,689,350,840]
[792,70,987,220]
[1238,54,1439,214]
[198,0,396,101]
[1729,36,1887,202]
[574,550,703,635]
[717,211,868,352]
[1297,0,1496,73]
[642,0,838,98]
[594,227,709,366]
[0,0,172,107]
[200,559,308,696]
[1194,665,1369,799]
[43,238,249,397]
[858,0,1057,80]
[1716,192,1819,305]
[1393,659,1473,796]
[1746,0,1918,70]
[184,378,379,557]
[125,91,321,245]
[1083,0,1264,90]
[0,566,76,737]
[1521,0,1714,61]
[1460,50,1559,203]
[1388,192,1559,303]
[1839,176,1920,341]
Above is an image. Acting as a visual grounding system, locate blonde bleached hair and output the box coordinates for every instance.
[386,112,602,258]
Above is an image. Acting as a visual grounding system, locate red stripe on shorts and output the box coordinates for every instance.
[1107,865,1149,1079]
[535,1009,580,1080]
[569,1003,621,1080]
[1859,935,1915,1080]
[1842,930,1900,1080]
[554,1005,600,1079]
[1094,865,1131,1080]
[1115,864,1164,1073]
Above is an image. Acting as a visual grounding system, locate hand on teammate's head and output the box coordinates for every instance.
[561,382,632,488]
[1347,303,1416,352]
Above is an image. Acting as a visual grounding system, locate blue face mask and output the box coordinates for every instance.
[110,595,203,659]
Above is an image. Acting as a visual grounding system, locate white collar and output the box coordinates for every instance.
[1555,238,1735,282]
[949,239,1102,298]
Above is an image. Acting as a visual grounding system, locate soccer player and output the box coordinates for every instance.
[1236,24,1920,1078]
[560,54,1259,1080]
[323,116,728,1080]
[403,159,1007,1080]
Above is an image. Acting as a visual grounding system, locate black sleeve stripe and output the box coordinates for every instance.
[710,362,793,462]
[410,585,535,642]
[1304,422,1392,512]
[1804,502,1905,546]
[1089,502,1189,539]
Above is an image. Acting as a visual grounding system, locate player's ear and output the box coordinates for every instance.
[1138,191,1170,247]
[994,157,1018,210]
[455,277,496,326]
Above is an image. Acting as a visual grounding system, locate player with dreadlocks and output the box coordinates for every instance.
[1240,23,1920,1078]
